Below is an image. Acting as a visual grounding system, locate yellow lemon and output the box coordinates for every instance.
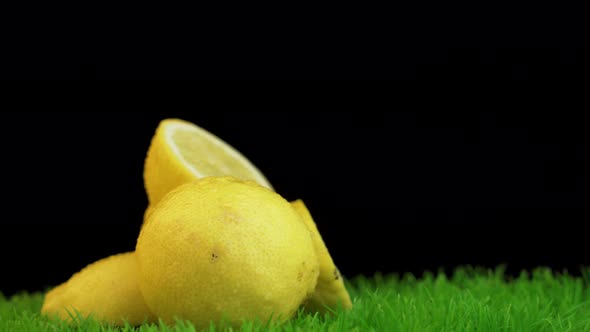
[136,177,318,328]
[144,118,272,206]
[142,204,155,225]
[291,199,353,313]
[41,252,155,326]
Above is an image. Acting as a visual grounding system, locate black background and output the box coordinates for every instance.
[2,0,587,79]
[1,111,589,296]
[4,46,589,80]
[2,9,588,80]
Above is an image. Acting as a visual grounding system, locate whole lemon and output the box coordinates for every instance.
[136,177,319,328]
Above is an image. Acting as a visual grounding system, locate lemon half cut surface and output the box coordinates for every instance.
[144,119,273,205]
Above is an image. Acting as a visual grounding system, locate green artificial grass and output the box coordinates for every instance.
[2,266,590,331]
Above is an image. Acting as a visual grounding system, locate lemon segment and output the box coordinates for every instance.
[144,119,273,205]
[41,252,155,326]
[136,177,318,328]
[291,199,353,313]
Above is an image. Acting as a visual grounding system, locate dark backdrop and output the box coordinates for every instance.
[3,0,587,79]
[4,47,589,80]
[1,111,589,296]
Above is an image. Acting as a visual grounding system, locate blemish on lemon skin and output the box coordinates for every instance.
[211,253,219,263]
[297,272,303,282]
[334,268,341,281]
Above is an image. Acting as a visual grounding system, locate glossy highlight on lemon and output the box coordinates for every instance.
[136,177,319,328]
[144,118,273,206]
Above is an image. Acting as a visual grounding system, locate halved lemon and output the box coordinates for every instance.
[144,118,273,205]
[41,252,155,326]
[291,199,353,313]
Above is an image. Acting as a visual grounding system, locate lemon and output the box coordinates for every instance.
[136,177,319,328]
[144,118,273,206]
[291,199,353,313]
[142,204,155,224]
[41,252,155,326]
